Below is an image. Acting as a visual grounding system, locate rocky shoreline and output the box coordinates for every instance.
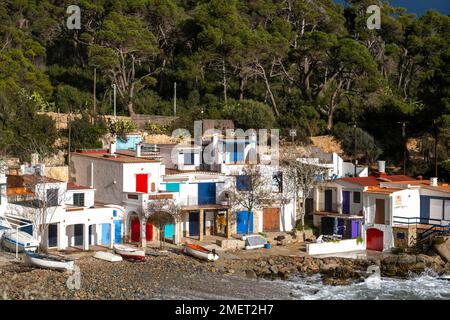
[1,247,449,299]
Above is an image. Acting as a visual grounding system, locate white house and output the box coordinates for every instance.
[5,173,123,251]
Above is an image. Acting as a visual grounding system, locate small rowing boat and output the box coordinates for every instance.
[184,243,219,261]
[93,251,123,262]
[113,244,146,261]
[1,229,39,253]
[24,251,74,271]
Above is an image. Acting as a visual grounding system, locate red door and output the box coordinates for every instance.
[366,228,384,251]
[131,218,140,242]
[136,174,148,193]
[146,222,153,241]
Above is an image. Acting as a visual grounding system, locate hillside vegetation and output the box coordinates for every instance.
[0,0,449,179]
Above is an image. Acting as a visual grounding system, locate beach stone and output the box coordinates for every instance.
[268,259,275,266]
[245,269,257,279]
[269,265,279,274]
[417,254,435,266]
[397,254,417,265]
[434,238,450,263]
[382,255,398,265]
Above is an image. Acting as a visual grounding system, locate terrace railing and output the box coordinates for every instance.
[392,216,450,241]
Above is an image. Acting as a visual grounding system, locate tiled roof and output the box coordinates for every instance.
[7,174,63,188]
[67,182,93,191]
[338,175,414,187]
[71,152,161,163]
[365,187,403,195]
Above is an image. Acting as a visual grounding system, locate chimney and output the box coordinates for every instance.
[430,177,438,187]
[136,143,142,157]
[110,140,116,154]
[377,160,386,173]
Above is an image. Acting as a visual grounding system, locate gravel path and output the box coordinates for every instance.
[0,251,294,300]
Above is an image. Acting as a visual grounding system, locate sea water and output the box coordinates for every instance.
[281,270,450,300]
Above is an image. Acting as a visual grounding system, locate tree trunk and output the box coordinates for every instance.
[247,209,252,235]
[222,58,228,104]
[239,75,246,101]
[259,65,279,116]
[140,219,147,248]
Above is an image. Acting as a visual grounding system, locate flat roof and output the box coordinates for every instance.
[71,152,161,164]
[67,182,93,191]
[365,187,403,195]
[338,175,415,187]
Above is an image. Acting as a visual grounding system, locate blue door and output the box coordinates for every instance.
[237,211,253,234]
[342,191,350,214]
[351,220,360,238]
[189,212,199,237]
[336,218,345,236]
[198,183,216,205]
[102,223,110,246]
[114,220,122,244]
[165,224,174,239]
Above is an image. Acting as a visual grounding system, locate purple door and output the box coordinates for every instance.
[342,191,350,214]
[351,220,360,238]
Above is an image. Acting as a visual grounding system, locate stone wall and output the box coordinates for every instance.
[393,226,418,248]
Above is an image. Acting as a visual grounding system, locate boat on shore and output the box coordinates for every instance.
[1,229,39,253]
[113,244,146,261]
[24,251,74,271]
[184,243,219,261]
[94,251,123,262]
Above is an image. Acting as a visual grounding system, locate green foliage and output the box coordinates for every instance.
[147,123,171,135]
[69,113,108,150]
[333,123,382,164]
[0,0,448,176]
[227,99,275,130]
[107,119,138,142]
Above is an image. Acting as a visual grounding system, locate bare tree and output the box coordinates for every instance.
[282,147,328,230]
[227,165,274,235]
[8,173,68,253]
[140,199,181,249]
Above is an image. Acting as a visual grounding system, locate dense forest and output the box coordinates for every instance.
[0,0,449,179]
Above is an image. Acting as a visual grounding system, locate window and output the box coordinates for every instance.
[236,175,251,191]
[46,189,59,207]
[353,192,361,204]
[272,172,283,193]
[183,152,195,165]
[445,200,450,221]
[430,199,443,222]
[73,193,85,207]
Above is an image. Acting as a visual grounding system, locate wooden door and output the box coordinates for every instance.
[375,199,385,224]
[131,218,140,242]
[263,208,280,232]
[342,191,350,214]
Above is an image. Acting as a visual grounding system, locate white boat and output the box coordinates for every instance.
[184,243,219,261]
[0,216,12,238]
[244,234,267,250]
[24,251,74,271]
[113,244,145,261]
[94,251,123,262]
[1,229,39,252]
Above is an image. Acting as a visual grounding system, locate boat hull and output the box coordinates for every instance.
[184,244,219,261]
[93,251,123,262]
[113,245,145,261]
[1,230,39,253]
[24,252,74,271]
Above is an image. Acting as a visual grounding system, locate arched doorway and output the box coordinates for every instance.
[366,228,384,251]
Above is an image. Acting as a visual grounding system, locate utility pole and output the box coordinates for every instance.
[401,122,406,175]
[93,67,97,119]
[173,82,177,116]
[353,122,357,177]
[112,83,117,120]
